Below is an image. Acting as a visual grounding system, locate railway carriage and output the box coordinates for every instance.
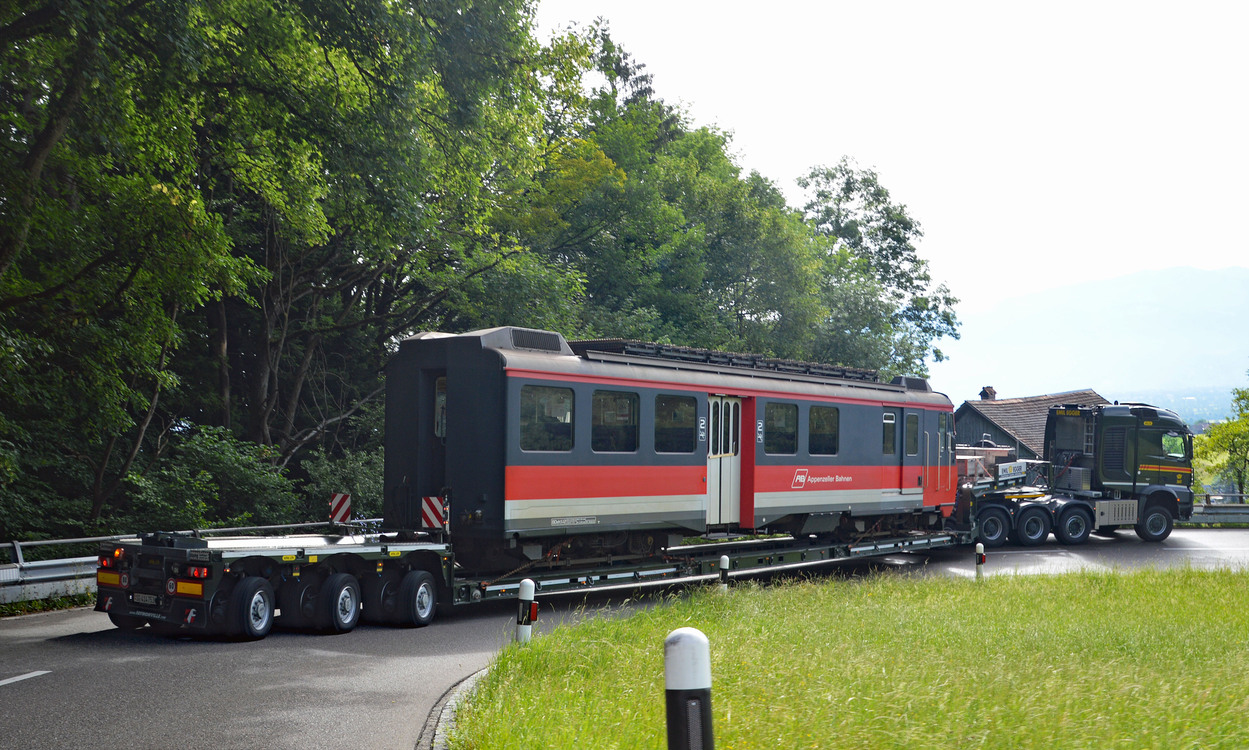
[384,327,959,573]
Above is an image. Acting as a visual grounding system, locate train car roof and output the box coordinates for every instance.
[402,327,952,408]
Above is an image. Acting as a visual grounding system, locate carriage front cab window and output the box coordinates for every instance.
[434,377,447,439]
[520,385,574,452]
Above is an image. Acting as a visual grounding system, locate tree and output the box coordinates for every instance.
[799,157,959,374]
[1195,381,1249,497]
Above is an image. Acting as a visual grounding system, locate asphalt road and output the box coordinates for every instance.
[1,527,1246,749]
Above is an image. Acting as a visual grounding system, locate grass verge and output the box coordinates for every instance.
[451,568,1249,749]
[0,592,95,618]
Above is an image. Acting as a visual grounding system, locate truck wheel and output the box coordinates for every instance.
[229,576,275,641]
[977,507,1010,548]
[1012,507,1051,546]
[316,573,361,633]
[108,612,147,630]
[397,570,437,627]
[1135,506,1174,543]
[362,570,403,624]
[1055,508,1092,545]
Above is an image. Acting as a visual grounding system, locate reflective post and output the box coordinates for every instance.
[515,578,537,644]
[665,627,714,750]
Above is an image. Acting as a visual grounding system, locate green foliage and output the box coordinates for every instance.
[119,427,299,532]
[299,447,384,522]
[1194,378,1249,495]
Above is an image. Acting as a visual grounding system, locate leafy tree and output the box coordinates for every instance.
[799,157,959,374]
[1195,381,1249,497]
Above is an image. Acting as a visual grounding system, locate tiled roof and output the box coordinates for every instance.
[955,389,1109,455]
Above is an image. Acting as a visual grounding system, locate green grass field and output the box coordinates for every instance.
[450,568,1249,749]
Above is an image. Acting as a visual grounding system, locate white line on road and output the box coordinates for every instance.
[0,671,50,687]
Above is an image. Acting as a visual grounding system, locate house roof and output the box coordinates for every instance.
[955,389,1109,455]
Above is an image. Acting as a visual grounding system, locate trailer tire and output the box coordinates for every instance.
[397,570,437,627]
[108,612,147,630]
[315,573,361,633]
[229,577,275,641]
[1135,506,1174,543]
[1055,508,1092,545]
[1012,507,1051,546]
[977,507,1010,548]
[362,570,403,624]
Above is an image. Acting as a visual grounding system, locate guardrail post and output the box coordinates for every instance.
[975,542,985,581]
[515,578,536,644]
[665,627,714,750]
[718,555,729,593]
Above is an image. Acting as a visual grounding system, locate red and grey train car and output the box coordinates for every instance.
[384,327,959,573]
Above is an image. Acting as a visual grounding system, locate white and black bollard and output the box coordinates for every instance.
[718,555,730,593]
[515,578,537,644]
[664,627,714,750]
[975,542,985,581]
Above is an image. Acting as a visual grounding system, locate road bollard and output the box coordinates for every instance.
[718,555,729,593]
[515,578,537,644]
[664,627,714,750]
[975,542,985,581]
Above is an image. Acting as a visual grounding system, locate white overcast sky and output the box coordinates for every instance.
[534,0,1248,313]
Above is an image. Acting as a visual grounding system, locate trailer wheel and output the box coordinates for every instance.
[229,577,275,640]
[1135,506,1174,543]
[108,612,147,631]
[362,570,403,624]
[1012,507,1051,546]
[1055,508,1092,545]
[316,573,361,633]
[397,570,437,627]
[977,507,1010,548]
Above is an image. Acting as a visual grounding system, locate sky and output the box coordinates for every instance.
[534,1,1249,403]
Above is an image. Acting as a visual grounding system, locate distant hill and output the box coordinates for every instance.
[928,266,1249,416]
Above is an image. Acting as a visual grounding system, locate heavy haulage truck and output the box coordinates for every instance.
[95,326,974,640]
[957,403,1195,548]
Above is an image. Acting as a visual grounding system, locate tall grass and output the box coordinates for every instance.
[451,568,1249,749]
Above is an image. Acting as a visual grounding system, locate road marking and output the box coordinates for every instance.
[0,671,50,687]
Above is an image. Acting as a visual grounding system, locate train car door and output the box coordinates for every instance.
[882,410,902,493]
[902,410,923,495]
[707,396,741,526]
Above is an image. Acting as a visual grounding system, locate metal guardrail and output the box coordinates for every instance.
[1190,494,1249,524]
[1,520,382,606]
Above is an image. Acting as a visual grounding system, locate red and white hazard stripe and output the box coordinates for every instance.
[421,496,445,530]
[329,493,351,523]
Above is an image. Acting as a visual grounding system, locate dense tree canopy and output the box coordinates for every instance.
[1195,380,1249,497]
[0,4,958,540]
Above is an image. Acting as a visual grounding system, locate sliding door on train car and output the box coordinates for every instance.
[707,396,741,526]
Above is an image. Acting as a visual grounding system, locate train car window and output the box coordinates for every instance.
[809,406,840,455]
[938,413,947,452]
[520,385,574,452]
[764,402,798,455]
[882,412,897,455]
[710,403,720,455]
[592,390,639,452]
[731,401,740,456]
[655,395,697,453]
[906,414,920,456]
[434,377,447,439]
